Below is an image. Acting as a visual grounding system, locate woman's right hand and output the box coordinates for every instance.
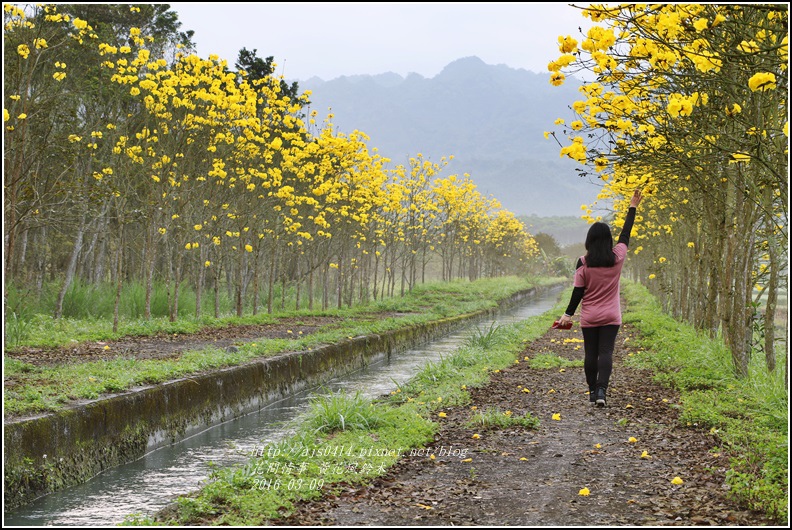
[629,189,643,208]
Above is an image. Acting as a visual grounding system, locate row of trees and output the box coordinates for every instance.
[548,4,788,378]
[3,4,539,329]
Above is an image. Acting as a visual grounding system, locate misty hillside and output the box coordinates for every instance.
[297,56,603,217]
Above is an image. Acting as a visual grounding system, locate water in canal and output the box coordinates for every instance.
[5,286,563,526]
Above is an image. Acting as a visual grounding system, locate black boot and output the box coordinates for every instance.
[588,386,596,404]
[595,386,607,408]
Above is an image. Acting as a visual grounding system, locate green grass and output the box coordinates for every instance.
[465,407,540,430]
[463,322,506,349]
[621,280,788,522]
[527,352,584,370]
[302,389,393,434]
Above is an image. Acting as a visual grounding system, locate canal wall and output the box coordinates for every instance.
[3,285,557,510]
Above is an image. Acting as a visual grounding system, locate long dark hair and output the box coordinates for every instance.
[584,222,615,268]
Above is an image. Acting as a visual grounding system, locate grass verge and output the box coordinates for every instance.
[621,280,788,522]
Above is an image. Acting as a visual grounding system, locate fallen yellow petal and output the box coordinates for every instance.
[628,437,638,443]
[671,476,684,485]
[578,487,591,496]
[640,450,651,459]
[461,458,472,463]
[438,412,447,418]
[594,443,601,449]
[522,388,530,393]
[519,457,528,461]
[625,404,634,409]
[472,434,480,439]
[552,413,561,421]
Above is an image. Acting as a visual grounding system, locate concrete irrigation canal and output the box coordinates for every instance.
[4,285,564,526]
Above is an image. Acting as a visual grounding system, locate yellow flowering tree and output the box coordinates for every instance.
[546,4,788,376]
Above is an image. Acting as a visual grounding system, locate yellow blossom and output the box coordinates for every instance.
[628,437,638,443]
[552,413,561,421]
[671,476,684,485]
[558,35,578,53]
[729,153,751,164]
[748,72,777,92]
[578,487,591,496]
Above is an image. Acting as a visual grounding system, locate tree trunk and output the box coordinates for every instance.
[235,243,244,317]
[54,216,87,319]
[295,256,301,311]
[214,264,221,318]
[267,243,277,314]
[170,252,183,322]
[308,254,315,310]
[144,225,156,320]
[113,222,124,333]
[196,244,208,318]
[763,250,778,372]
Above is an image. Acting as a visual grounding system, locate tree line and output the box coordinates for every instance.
[3,4,539,331]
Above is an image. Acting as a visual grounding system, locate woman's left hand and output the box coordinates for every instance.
[558,314,572,326]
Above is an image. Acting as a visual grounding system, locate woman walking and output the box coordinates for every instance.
[557,189,643,407]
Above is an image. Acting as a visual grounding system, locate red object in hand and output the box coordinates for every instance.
[552,320,572,330]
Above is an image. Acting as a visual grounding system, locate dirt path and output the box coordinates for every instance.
[272,324,777,526]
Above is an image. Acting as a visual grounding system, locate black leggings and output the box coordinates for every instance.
[581,325,620,390]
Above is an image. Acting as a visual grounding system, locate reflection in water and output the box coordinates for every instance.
[5,287,562,526]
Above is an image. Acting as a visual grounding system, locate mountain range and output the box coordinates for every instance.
[296,56,604,217]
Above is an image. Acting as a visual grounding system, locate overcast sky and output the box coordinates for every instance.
[169,2,595,81]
